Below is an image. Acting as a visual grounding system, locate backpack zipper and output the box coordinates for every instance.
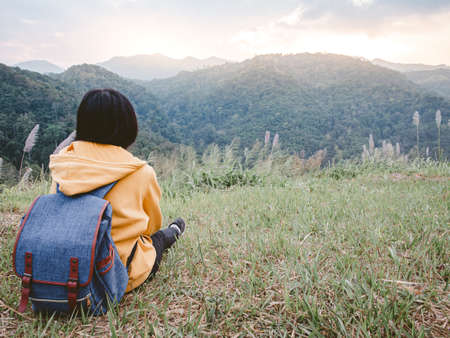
[30,293,91,303]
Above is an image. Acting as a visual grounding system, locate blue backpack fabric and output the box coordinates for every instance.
[13,182,128,315]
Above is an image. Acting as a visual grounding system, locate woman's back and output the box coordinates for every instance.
[49,140,163,291]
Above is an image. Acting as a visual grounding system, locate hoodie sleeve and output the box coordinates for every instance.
[142,166,163,235]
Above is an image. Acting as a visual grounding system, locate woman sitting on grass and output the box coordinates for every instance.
[49,88,185,292]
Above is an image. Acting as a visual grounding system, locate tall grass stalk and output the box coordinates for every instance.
[361,135,407,163]
[53,130,76,154]
[412,111,420,158]
[19,124,39,178]
[435,109,441,161]
[272,133,279,152]
[368,134,375,155]
[264,131,270,146]
[19,168,32,186]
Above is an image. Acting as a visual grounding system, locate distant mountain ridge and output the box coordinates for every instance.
[98,54,229,80]
[15,60,64,74]
[371,59,450,99]
[405,68,450,99]
[372,58,450,73]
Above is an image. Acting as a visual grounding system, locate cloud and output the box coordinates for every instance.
[0,40,35,65]
[277,6,305,26]
[230,3,450,64]
[20,18,38,25]
[351,0,374,7]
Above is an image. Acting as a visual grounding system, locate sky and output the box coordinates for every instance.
[1,0,450,67]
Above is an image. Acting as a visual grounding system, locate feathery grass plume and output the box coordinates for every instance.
[19,168,32,186]
[362,145,370,161]
[243,147,250,168]
[413,111,420,127]
[412,111,420,158]
[435,110,441,161]
[382,141,394,159]
[0,157,3,178]
[23,124,40,153]
[19,124,39,178]
[244,140,262,168]
[53,130,76,154]
[223,138,240,169]
[264,131,270,146]
[435,109,441,128]
[272,133,279,150]
[368,134,375,154]
[202,144,221,170]
[426,147,429,158]
[362,136,407,163]
[305,149,326,171]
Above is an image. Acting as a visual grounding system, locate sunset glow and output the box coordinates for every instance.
[1,0,450,66]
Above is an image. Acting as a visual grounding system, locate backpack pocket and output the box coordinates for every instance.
[94,230,128,311]
[29,284,92,313]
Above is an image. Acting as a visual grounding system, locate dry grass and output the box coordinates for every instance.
[0,165,449,337]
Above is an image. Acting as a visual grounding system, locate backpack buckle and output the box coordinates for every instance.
[67,257,79,310]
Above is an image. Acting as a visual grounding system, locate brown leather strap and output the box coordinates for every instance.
[67,257,79,311]
[18,252,32,313]
[96,244,113,270]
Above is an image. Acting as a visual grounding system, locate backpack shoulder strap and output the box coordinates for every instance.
[88,182,117,199]
[56,182,117,199]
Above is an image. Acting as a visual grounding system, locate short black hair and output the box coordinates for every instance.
[76,89,138,149]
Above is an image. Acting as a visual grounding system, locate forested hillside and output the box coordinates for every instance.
[0,64,78,168]
[1,54,449,178]
[0,64,173,175]
[147,54,449,159]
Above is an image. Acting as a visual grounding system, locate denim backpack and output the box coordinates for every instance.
[13,182,128,315]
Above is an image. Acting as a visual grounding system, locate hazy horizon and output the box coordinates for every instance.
[2,0,450,68]
[7,53,450,72]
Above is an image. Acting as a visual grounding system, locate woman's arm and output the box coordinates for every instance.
[142,166,163,235]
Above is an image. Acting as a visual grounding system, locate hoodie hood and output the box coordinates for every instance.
[49,141,146,196]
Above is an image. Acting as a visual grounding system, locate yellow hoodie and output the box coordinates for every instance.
[49,141,162,292]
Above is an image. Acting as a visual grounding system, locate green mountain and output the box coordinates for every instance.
[405,69,450,99]
[15,60,64,74]
[1,54,449,175]
[99,54,228,80]
[147,53,449,159]
[52,64,160,121]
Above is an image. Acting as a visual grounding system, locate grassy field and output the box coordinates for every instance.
[0,162,448,336]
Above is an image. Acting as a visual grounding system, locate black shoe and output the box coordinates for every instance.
[168,218,185,236]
